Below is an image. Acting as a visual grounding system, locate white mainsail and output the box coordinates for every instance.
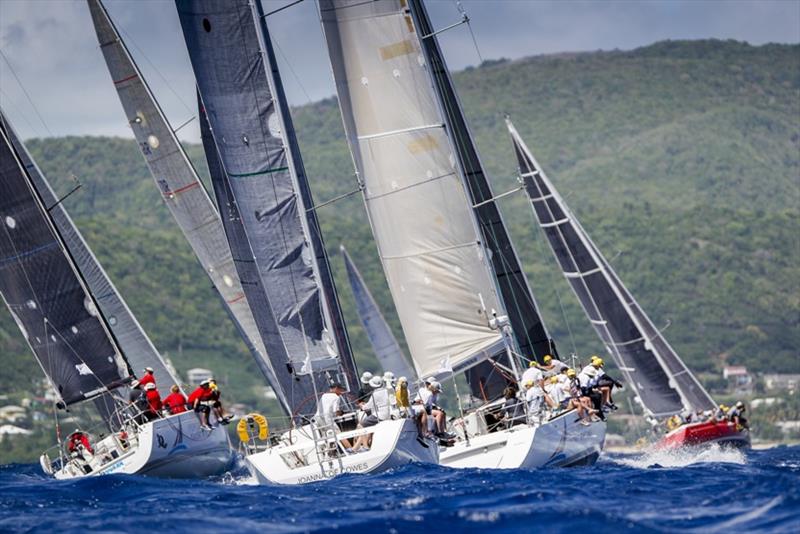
[319,0,506,380]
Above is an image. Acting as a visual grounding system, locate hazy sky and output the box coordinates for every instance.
[1,0,798,142]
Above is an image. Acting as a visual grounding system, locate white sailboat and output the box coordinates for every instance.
[0,111,233,479]
[319,0,605,469]
[174,0,437,484]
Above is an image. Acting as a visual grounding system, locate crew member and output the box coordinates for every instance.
[144,382,162,421]
[537,354,568,378]
[727,401,749,429]
[67,430,94,460]
[501,386,525,428]
[138,366,156,388]
[128,379,149,424]
[395,376,411,417]
[208,378,231,424]
[546,375,570,410]
[162,384,187,415]
[188,379,213,429]
[592,358,622,410]
[578,359,605,421]
[315,383,352,449]
[521,360,543,386]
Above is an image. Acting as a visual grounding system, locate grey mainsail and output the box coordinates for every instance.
[0,114,130,407]
[506,118,717,417]
[3,109,178,390]
[86,0,289,411]
[319,0,508,384]
[341,245,416,381]
[176,0,357,417]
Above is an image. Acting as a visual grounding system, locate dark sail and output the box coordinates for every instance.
[0,116,129,406]
[177,0,355,417]
[341,245,415,381]
[507,118,716,417]
[407,0,554,365]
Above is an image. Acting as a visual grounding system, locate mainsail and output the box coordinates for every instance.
[176,0,357,416]
[506,118,717,417]
[86,0,288,411]
[0,115,130,406]
[319,0,508,382]
[340,245,416,381]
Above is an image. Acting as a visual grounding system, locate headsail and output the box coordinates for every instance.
[319,0,507,381]
[340,245,416,381]
[506,118,717,417]
[86,0,288,411]
[176,0,357,416]
[0,114,130,406]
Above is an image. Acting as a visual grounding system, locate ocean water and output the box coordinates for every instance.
[1,445,798,533]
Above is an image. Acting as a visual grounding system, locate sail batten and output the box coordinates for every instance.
[507,119,716,417]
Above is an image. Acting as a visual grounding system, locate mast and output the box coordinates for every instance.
[0,114,131,407]
[87,0,289,411]
[506,118,717,417]
[318,0,508,385]
[340,245,416,381]
[406,0,555,366]
[176,0,356,418]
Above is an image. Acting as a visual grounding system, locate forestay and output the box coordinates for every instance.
[507,119,716,417]
[177,0,355,417]
[0,116,130,406]
[341,245,416,381]
[319,0,506,380]
[87,0,288,409]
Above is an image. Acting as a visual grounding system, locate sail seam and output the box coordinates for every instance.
[357,123,443,141]
[0,241,59,268]
[381,241,478,260]
[227,166,289,178]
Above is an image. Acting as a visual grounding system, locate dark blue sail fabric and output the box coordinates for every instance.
[0,116,129,406]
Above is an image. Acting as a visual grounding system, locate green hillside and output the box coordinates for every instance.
[0,40,798,460]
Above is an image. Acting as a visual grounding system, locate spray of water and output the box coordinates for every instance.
[613,443,747,469]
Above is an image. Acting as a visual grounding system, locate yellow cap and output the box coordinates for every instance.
[594,358,604,366]
[590,355,601,362]
[567,369,576,377]
[549,376,558,383]
[543,355,552,362]
[528,360,537,368]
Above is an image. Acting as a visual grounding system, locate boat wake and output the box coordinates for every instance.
[613,443,746,469]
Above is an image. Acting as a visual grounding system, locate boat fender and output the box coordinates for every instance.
[237,413,268,442]
[39,453,53,476]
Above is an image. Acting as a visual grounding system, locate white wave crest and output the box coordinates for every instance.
[613,443,747,468]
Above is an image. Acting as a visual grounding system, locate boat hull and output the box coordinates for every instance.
[440,411,606,469]
[53,411,234,479]
[245,418,438,485]
[654,420,750,451]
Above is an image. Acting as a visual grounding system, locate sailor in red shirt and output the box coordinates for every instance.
[162,384,188,415]
[188,380,213,429]
[138,367,156,388]
[144,383,162,421]
[67,430,94,459]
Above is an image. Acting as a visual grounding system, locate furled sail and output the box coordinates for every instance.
[340,245,416,381]
[319,0,507,381]
[507,118,717,417]
[176,0,356,416]
[86,0,288,410]
[0,115,130,406]
[4,108,177,390]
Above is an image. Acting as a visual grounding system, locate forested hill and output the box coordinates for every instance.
[1,40,798,411]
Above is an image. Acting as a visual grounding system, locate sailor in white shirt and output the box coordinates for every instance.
[521,361,543,386]
[545,375,570,409]
[537,354,568,378]
[314,383,353,449]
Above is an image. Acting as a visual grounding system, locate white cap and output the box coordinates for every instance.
[360,371,373,384]
[430,381,442,392]
[144,383,156,391]
[397,376,408,385]
[200,379,211,386]
[424,377,434,385]
[383,371,395,380]
[369,376,384,389]
[144,367,154,373]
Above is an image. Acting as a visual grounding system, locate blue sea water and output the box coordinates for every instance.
[1,445,798,533]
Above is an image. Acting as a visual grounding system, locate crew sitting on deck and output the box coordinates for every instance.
[590,357,622,411]
[566,369,594,424]
[715,404,729,422]
[208,379,232,425]
[578,361,605,421]
[163,385,188,415]
[537,354,568,378]
[727,401,749,429]
[67,430,94,460]
[414,380,451,439]
[188,379,214,430]
[545,375,571,410]
[352,376,392,452]
[143,383,162,421]
[395,376,411,417]
[357,372,374,403]
[138,366,156,388]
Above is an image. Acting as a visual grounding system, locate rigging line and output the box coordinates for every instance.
[0,88,42,139]
[306,186,362,212]
[271,33,313,106]
[454,1,484,65]
[0,48,53,136]
[260,0,305,19]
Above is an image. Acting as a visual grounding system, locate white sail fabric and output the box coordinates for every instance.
[87,0,289,411]
[320,0,505,380]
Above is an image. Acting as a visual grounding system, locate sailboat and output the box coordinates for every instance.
[505,119,750,450]
[319,0,605,469]
[174,0,438,484]
[0,111,233,479]
[340,245,416,384]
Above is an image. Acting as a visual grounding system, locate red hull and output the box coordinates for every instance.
[654,420,750,451]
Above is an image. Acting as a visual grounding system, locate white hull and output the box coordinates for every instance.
[52,411,234,479]
[245,418,438,485]
[440,410,606,469]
